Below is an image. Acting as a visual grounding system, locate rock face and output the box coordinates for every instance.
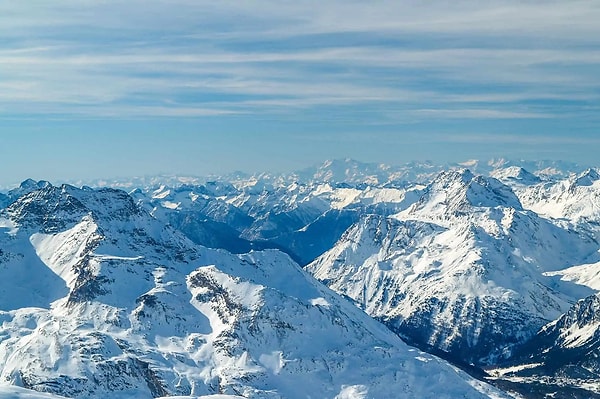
[488,294,600,398]
[0,182,507,399]
[307,170,598,366]
[518,293,600,376]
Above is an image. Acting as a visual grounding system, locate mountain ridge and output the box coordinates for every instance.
[3,159,600,398]
[0,182,508,399]
[1,157,587,193]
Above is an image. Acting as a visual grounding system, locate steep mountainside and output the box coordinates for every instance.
[516,168,600,229]
[134,177,421,265]
[489,294,600,398]
[0,183,508,399]
[2,159,598,399]
[307,170,599,365]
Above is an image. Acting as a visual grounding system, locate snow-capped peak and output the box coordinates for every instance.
[402,169,522,223]
[490,166,542,186]
[0,182,508,399]
[574,168,600,187]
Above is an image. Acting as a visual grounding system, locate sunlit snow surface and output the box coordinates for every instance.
[308,169,600,365]
[0,386,245,399]
[0,386,67,399]
[2,160,599,398]
[0,183,509,399]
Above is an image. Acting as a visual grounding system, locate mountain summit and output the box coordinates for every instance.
[0,182,506,399]
[308,169,598,367]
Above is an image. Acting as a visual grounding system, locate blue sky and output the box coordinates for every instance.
[1,1,599,186]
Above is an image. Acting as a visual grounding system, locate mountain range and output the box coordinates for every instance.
[1,158,600,398]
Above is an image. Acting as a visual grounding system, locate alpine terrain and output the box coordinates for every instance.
[0,179,508,399]
[1,158,600,398]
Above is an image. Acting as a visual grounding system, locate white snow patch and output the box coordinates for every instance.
[311,183,333,196]
[29,216,99,285]
[0,218,18,236]
[92,254,144,261]
[0,385,66,398]
[489,363,544,377]
[562,321,600,348]
[330,188,362,209]
[161,200,180,210]
[310,297,330,307]
[545,262,600,291]
[258,351,285,375]
[459,159,479,167]
[335,385,368,399]
[152,186,170,199]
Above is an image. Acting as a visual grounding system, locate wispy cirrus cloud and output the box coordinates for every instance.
[0,1,599,122]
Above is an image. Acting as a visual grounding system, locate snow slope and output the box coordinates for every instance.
[0,386,247,399]
[517,168,600,226]
[308,170,599,365]
[488,294,600,398]
[0,386,68,399]
[0,182,508,399]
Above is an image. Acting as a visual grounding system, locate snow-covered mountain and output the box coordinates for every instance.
[130,175,422,265]
[489,166,542,186]
[294,158,585,187]
[489,293,600,398]
[0,182,508,399]
[15,158,582,195]
[516,168,600,228]
[2,158,599,399]
[486,240,600,399]
[307,169,599,366]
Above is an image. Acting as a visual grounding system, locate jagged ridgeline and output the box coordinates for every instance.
[0,178,507,398]
[2,158,600,399]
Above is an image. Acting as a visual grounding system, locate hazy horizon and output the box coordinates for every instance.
[0,154,591,190]
[1,2,598,186]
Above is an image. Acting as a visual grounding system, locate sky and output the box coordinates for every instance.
[1,1,599,186]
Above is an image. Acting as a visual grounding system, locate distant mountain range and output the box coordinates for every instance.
[0,157,585,191]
